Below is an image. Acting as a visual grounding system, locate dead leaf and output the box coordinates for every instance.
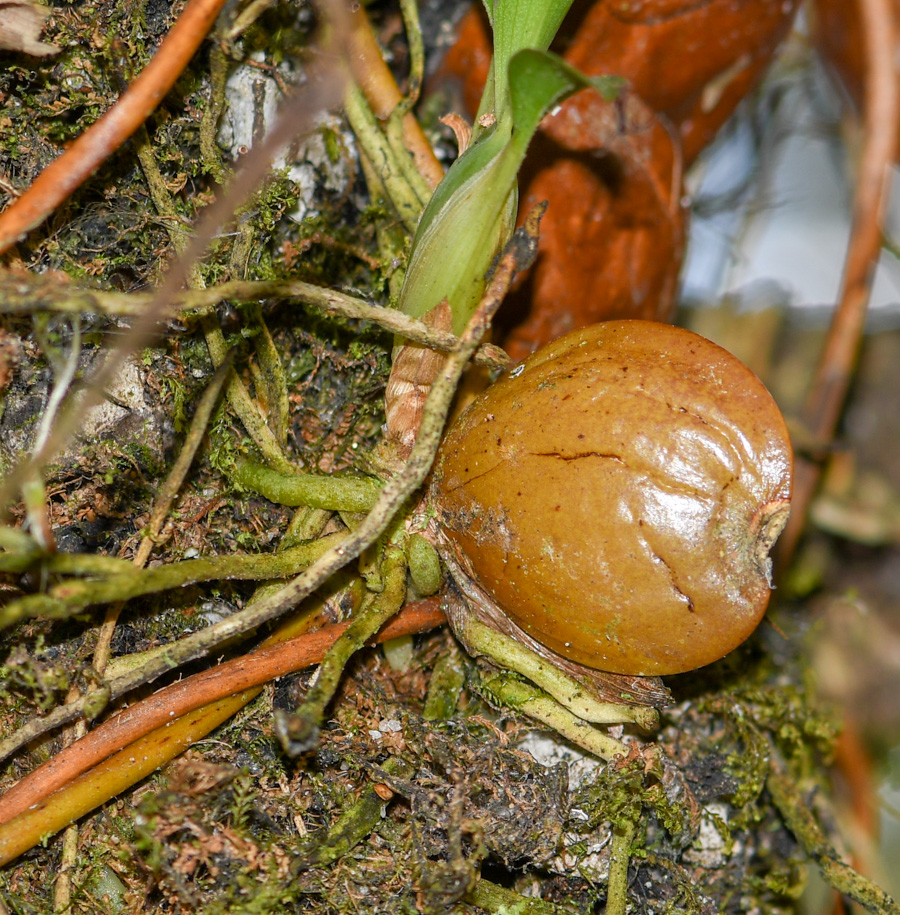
[560,0,800,164]
[0,0,60,57]
[502,90,685,359]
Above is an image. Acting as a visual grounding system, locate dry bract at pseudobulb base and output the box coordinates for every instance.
[430,320,793,677]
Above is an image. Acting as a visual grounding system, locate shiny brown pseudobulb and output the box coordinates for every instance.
[431,320,792,677]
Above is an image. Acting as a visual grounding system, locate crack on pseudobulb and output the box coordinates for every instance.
[532,451,626,464]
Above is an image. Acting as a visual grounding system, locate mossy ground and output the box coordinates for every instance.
[1,2,899,913]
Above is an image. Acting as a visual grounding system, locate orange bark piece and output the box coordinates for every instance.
[565,0,800,164]
[440,0,800,356]
[503,90,684,360]
[812,0,868,111]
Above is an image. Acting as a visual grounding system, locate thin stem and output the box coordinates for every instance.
[135,124,193,252]
[53,792,80,913]
[92,358,232,675]
[606,817,637,915]
[379,0,431,205]
[134,359,231,558]
[461,617,657,729]
[478,672,627,761]
[384,106,435,211]
[422,643,467,721]
[31,317,81,456]
[0,274,511,369]
[767,755,900,915]
[344,83,428,231]
[393,0,424,117]
[0,532,349,628]
[200,313,294,472]
[778,0,898,564]
[247,302,290,445]
[199,40,229,183]
[22,315,82,551]
[0,599,444,834]
[361,0,432,208]
[466,878,580,914]
[0,551,139,575]
[346,4,443,189]
[224,0,278,40]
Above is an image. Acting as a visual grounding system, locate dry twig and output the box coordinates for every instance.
[779,0,899,562]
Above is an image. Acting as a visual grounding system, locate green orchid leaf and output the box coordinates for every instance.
[396,22,627,335]
[476,0,575,134]
[507,48,627,161]
[397,123,517,331]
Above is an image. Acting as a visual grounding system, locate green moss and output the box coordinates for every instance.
[0,636,71,712]
[0,4,872,914]
[322,125,343,165]
[160,374,189,434]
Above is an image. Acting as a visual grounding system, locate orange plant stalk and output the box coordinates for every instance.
[0,600,445,866]
[778,0,899,562]
[0,0,228,255]
[346,4,443,189]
